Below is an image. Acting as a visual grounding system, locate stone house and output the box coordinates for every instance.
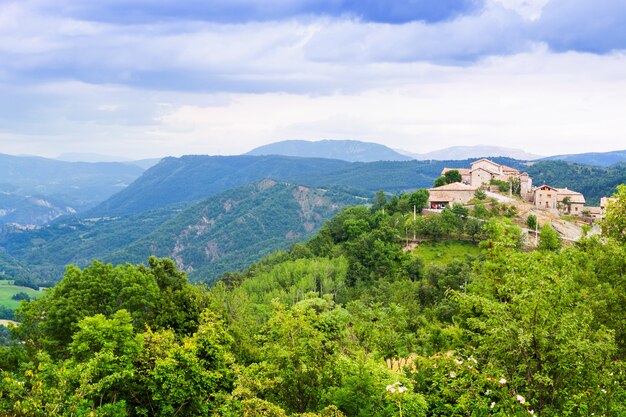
[533,185,559,209]
[440,158,533,198]
[427,182,477,209]
[556,188,586,215]
[533,185,586,214]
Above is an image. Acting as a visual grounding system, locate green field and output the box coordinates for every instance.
[413,240,481,264]
[0,283,43,310]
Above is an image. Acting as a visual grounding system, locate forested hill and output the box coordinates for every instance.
[88,154,529,217]
[89,155,352,216]
[527,160,626,204]
[1,186,625,416]
[0,180,363,283]
[540,148,626,167]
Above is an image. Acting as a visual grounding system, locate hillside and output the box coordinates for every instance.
[0,153,145,225]
[89,155,529,217]
[527,160,626,205]
[540,149,626,167]
[0,180,363,283]
[246,139,414,162]
[4,187,625,416]
[89,155,352,216]
[106,180,362,281]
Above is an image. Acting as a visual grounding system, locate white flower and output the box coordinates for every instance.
[469,356,478,364]
[529,410,535,415]
[517,395,526,404]
[601,389,607,393]
[499,378,507,385]
[386,385,393,392]
[398,386,408,393]
[490,402,496,409]
[485,390,492,395]
[455,359,463,365]
[450,371,457,378]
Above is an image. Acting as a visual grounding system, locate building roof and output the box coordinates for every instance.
[501,165,520,173]
[429,182,477,192]
[470,158,520,175]
[533,184,559,192]
[556,188,585,204]
[441,168,470,176]
[585,206,603,214]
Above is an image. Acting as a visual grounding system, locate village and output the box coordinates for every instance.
[426,158,614,233]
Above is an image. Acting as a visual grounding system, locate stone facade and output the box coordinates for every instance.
[427,182,477,209]
[533,185,559,209]
[441,158,533,199]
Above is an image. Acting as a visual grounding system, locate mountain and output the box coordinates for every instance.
[540,149,626,167]
[56,153,162,170]
[0,180,363,283]
[412,145,542,161]
[0,154,146,225]
[246,139,414,162]
[89,155,353,216]
[56,152,132,163]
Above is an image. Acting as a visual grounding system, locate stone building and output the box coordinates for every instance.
[440,158,533,198]
[532,185,585,214]
[427,182,477,209]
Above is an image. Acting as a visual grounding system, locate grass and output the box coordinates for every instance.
[0,284,43,310]
[413,240,481,265]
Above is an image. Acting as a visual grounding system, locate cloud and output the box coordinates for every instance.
[1,0,626,158]
[30,0,480,25]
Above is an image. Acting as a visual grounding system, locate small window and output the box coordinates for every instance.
[547,194,552,198]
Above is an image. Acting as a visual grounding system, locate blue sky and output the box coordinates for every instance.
[1,0,625,158]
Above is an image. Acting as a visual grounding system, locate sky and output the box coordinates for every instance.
[0,0,625,159]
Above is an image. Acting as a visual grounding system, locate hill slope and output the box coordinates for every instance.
[527,160,626,205]
[540,149,626,167]
[90,155,352,216]
[0,153,145,225]
[0,181,362,283]
[246,139,414,162]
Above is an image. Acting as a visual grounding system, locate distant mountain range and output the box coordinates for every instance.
[540,149,626,167]
[247,140,544,162]
[0,153,146,226]
[246,139,414,162]
[411,145,543,161]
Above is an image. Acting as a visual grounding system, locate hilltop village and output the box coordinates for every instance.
[427,158,611,220]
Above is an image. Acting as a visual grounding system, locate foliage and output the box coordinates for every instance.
[601,184,626,243]
[538,223,562,252]
[489,179,510,192]
[1,186,625,416]
[526,214,537,230]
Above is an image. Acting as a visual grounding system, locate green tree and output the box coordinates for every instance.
[601,184,626,243]
[371,190,387,212]
[538,223,561,252]
[443,170,462,184]
[433,176,447,187]
[526,214,537,231]
[407,189,429,213]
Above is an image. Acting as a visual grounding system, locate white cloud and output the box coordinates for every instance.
[489,0,550,21]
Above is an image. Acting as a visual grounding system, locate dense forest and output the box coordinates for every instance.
[0,185,625,416]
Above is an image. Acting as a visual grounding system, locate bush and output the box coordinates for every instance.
[11,292,31,302]
[490,179,510,192]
